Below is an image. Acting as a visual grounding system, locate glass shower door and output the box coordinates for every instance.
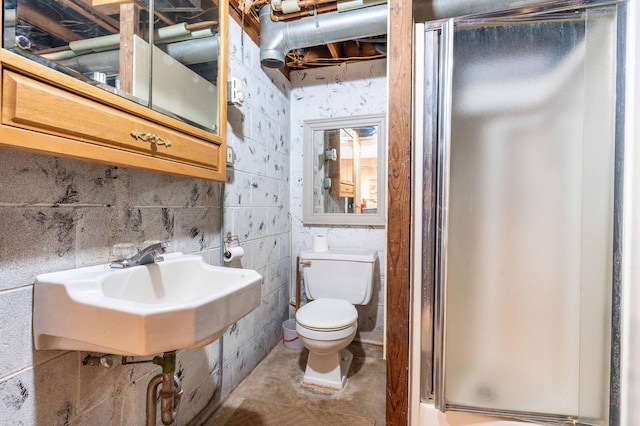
[434,5,621,424]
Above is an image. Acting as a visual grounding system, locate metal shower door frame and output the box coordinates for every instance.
[414,1,627,424]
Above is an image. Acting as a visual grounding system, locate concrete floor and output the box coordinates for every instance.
[205,340,386,425]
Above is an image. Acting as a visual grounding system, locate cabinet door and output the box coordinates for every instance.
[5,0,224,136]
[1,0,227,180]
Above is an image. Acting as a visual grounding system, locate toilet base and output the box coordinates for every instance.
[302,348,353,391]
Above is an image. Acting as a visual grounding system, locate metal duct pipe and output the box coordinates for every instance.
[41,22,216,62]
[337,0,387,12]
[58,50,120,74]
[259,3,387,68]
[55,36,218,74]
[415,0,588,21]
[164,35,219,64]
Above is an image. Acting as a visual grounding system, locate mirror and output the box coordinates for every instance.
[303,114,386,225]
[4,0,222,134]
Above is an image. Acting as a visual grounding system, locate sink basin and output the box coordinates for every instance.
[33,253,262,356]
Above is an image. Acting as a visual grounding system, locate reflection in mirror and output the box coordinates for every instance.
[4,0,220,134]
[303,114,386,226]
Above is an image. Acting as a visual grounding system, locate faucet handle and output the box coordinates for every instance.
[141,240,170,250]
[112,243,136,259]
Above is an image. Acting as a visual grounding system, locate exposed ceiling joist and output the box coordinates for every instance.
[18,6,85,42]
[327,42,342,58]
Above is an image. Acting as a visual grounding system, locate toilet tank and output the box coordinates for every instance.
[300,248,377,305]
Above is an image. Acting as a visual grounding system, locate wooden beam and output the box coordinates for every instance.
[228,0,261,47]
[18,6,84,42]
[58,0,120,33]
[119,2,140,95]
[386,0,412,423]
[93,0,175,26]
[86,0,125,16]
[327,42,342,59]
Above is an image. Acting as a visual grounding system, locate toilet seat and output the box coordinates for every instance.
[296,320,357,341]
[294,299,359,391]
[296,298,358,331]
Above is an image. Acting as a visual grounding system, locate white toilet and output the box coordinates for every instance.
[295,246,377,390]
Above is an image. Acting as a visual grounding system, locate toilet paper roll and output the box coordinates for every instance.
[312,236,328,252]
[224,246,244,262]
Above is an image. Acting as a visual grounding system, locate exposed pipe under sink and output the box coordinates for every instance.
[144,351,183,426]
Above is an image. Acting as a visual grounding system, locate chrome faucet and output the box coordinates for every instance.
[110,241,170,268]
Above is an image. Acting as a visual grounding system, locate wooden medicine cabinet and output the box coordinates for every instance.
[0,0,227,181]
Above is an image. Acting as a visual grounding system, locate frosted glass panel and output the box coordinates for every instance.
[578,8,617,424]
[444,13,615,418]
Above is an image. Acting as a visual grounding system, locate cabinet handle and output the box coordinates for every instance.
[130,130,172,147]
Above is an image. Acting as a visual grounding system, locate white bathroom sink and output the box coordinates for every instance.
[33,253,262,356]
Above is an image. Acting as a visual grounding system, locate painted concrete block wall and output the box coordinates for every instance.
[0,17,290,425]
[289,60,387,345]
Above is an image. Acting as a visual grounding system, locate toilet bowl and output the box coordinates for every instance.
[296,298,358,390]
[295,246,377,391]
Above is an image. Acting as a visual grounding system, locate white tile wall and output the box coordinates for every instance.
[0,16,291,425]
[0,13,389,424]
[289,59,388,345]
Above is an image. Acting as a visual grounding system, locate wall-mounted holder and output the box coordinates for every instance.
[227,78,244,106]
[323,177,332,190]
[82,353,117,368]
[225,232,239,248]
[224,232,245,263]
[324,148,337,161]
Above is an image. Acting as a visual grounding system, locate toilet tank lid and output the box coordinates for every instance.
[300,248,377,263]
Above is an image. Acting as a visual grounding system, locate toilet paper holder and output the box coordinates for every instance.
[224,232,244,262]
[224,232,239,248]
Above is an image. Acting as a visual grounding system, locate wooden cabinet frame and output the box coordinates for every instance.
[0,2,228,181]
